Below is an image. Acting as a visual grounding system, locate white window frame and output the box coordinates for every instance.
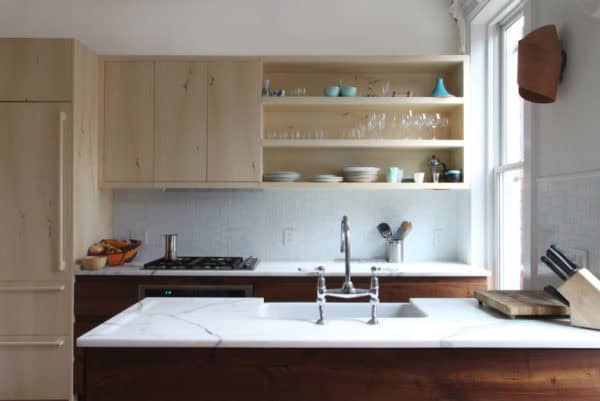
[466,0,531,289]
[494,8,525,289]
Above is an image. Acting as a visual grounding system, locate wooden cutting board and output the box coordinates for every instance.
[474,290,569,318]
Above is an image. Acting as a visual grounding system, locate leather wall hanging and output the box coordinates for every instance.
[518,24,567,103]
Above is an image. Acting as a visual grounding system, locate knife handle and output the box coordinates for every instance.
[540,256,568,281]
[550,244,580,270]
[544,285,570,306]
[546,250,575,277]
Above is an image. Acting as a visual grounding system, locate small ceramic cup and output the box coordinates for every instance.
[414,172,425,184]
[386,167,399,183]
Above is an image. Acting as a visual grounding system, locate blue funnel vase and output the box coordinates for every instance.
[431,77,453,97]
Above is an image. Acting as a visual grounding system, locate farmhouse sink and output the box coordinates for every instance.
[258,302,427,321]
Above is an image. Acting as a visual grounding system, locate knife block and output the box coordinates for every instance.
[557,268,600,330]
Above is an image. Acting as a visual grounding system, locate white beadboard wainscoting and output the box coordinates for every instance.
[535,171,600,289]
[112,189,469,263]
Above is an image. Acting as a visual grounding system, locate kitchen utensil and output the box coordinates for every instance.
[78,256,107,270]
[343,167,380,183]
[414,172,425,184]
[397,221,413,241]
[557,267,600,330]
[263,171,301,182]
[544,285,570,306]
[550,244,579,271]
[540,255,567,281]
[386,167,399,183]
[309,174,343,183]
[474,290,569,318]
[386,240,402,262]
[340,86,357,97]
[262,79,270,96]
[442,169,462,182]
[162,234,178,262]
[377,223,393,241]
[546,249,575,277]
[324,85,340,97]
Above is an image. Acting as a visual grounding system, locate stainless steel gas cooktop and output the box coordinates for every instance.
[143,256,258,271]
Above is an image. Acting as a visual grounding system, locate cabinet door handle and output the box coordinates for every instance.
[58,112,67,272]
[0,338,65,347]
[0,284,65,292]
[209,75,215,86]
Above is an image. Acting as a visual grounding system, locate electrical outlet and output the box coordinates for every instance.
[282,228,296,247]
[568,248,588,269]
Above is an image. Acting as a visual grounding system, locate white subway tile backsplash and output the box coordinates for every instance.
[113,189,469,262]
[536,175,600,288]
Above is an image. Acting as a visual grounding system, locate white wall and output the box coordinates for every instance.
[529,0,600,288]
[0,0,460,55]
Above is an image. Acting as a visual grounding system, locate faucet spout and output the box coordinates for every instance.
[340,215,355,293]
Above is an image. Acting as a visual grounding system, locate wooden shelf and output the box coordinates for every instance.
[262,96,464,111]
[262,139,465,150]
[260,182,469,190]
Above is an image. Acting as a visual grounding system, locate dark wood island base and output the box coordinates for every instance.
[82,348,600,401]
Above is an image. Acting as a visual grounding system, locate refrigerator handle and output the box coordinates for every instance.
[58,112,67,272]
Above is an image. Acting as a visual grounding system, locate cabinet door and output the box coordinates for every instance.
[103,61,154,183]
[0,103,72,281]
[207,61,261,182]
[0,38,73,102]
[0,336,71,400]
[155,62,208,182]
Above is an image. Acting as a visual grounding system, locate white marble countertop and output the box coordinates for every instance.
[77,297,600,349]
[74,260,490,277]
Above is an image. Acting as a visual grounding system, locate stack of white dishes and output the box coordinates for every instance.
[309,174,344,183]
[263,171,301,182]
[342,167,380,182]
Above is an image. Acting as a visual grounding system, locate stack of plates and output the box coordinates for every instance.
[309,174,344,183]
[263,171,301,182]
[342,167,380,183]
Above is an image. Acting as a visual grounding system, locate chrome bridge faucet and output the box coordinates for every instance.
[316,216,380,325]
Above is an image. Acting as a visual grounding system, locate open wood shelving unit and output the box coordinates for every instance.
[260,56,469,190]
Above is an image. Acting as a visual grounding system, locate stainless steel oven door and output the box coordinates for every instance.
[138,284,253,300]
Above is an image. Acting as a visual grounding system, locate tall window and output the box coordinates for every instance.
[496,12,524,289]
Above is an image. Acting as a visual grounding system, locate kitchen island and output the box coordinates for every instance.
[77,297,600,401]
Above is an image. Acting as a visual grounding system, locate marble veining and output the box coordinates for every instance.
[77,297,600,349]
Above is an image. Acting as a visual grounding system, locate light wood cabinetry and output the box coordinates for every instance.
[155,62,208,182]
[0,102,72,282]
[100,59,261,187]
[0,38,73,101]
[103,61,155,183]
[207,61,261,182]
[0,38,111,401]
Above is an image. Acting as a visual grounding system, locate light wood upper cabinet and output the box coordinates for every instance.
[0,38,73,101]
[207,61,261,182]
[155,62,208,182]
[103,62,155,183]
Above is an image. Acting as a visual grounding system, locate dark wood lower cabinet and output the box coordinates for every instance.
[82,348,600,401]
[74,274,487,395]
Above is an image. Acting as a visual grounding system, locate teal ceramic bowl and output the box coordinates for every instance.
[340,86,357,97]
[324,86,341,97]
